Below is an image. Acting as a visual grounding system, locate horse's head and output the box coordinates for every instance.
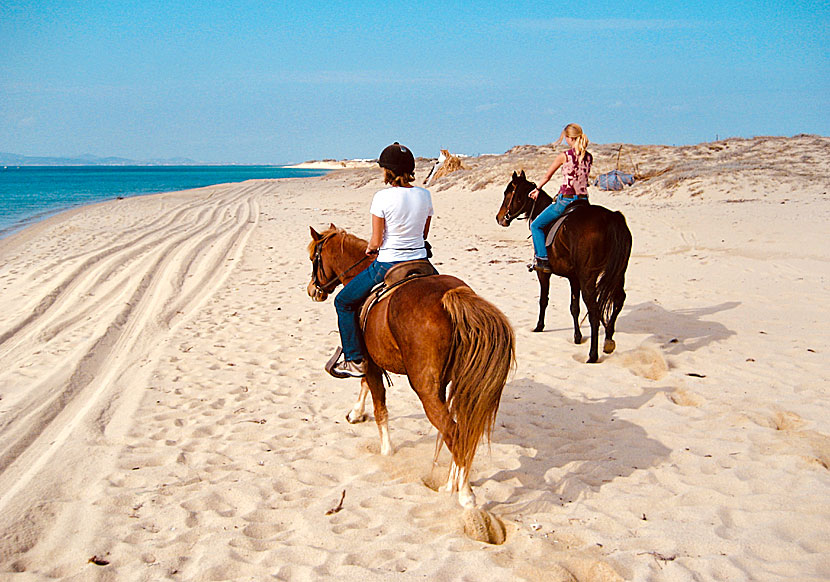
[496,170,536,226]
[307,224,340,301]
[307,224,370,302]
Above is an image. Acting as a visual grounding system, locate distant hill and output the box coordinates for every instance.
[0,152,200,166]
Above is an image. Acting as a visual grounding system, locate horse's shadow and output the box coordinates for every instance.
[485,380,671,512]
[617,300,739,354]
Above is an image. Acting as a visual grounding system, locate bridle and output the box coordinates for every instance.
[310,232,370,295]
[502,182,539,226]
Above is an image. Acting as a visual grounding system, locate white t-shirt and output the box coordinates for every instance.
[369,186,433,263]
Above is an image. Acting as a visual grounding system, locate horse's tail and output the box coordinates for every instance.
[441,287,515,475]
[597,211,632,326]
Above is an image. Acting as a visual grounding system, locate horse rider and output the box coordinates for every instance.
[331,142,434,377]
[527,123,593,273]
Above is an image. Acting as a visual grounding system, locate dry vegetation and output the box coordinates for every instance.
[321,134,829,201]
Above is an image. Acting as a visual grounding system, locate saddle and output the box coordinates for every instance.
[325,259,437,379]
[359,259,438,330]
[544,198,589,247]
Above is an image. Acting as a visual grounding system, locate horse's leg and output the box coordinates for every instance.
[441,462,463,491]
[413,379,456,451]
[364,361,393,455]
[431,426,475,506]
[604,288,626,354]
[441,460,475,508]
[581,281,601,363]
[345,379,370,424]
[569,275,583,345]
[441,460,459,494]
[410,375,475,507]
[533,272,551,332]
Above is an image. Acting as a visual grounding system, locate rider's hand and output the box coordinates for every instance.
[366,246,379,256]
[529,188,539,200]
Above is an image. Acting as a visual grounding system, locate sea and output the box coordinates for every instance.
[0,165,328,240]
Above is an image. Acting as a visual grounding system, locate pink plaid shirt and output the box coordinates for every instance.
[559,149,593,198]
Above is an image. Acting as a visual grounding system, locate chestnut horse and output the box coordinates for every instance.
[307,225,515,508]
[496,171,632,363]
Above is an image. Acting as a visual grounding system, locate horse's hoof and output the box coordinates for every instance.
[574,333,583,344]
[346,412,367,424]
[532,325,544,333]
[604,339,616,354]
[587,355,599,364]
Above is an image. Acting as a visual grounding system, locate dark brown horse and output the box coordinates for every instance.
[307,225,515,508]
[497,171,632,363]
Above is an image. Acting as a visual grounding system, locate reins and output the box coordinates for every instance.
[311,233,370,294]
[504,182,540,232]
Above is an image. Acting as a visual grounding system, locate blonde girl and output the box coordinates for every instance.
[528,123,593,272]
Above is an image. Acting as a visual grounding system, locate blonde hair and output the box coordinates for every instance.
[382,167,415,187]
[563,123,590,163]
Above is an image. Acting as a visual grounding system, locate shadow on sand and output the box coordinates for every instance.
[617,300,739,354]
[487,380,672,512]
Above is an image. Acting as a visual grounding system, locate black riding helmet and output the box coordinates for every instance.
[378,142,415,175]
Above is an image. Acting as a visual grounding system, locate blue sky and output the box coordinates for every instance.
[1,1,827,164]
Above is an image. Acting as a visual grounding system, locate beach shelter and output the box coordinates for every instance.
[595,145,637,191]
[595,169,635,191]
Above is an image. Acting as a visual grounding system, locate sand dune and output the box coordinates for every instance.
[0,136,827,581]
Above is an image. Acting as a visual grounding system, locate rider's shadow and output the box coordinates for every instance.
[617,300,739,354]
[486,380,671,510]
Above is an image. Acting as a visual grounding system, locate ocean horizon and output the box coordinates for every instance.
[0,165,328,240]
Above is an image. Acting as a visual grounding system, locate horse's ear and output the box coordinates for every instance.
[512,171,517,179]
[329,222,336,230]
[310,226,321,241]
[520,170,526,178]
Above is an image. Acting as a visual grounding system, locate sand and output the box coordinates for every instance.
[0,135,827,581]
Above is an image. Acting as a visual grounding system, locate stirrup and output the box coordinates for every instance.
[530,256,553,273]
[325,347,349,379]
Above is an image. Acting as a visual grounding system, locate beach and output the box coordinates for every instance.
[0,135,828,581]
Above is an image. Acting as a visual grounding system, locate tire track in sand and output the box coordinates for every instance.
[0,182,264,527]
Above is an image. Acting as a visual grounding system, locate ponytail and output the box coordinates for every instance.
[564,123,589,163]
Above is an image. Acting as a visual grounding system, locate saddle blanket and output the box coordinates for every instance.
[545,199,589,247]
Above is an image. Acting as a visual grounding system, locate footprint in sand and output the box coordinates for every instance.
[614,345,669,380]
[242,522,285,540]
[742,410,830,469]
[462,507,507,545]
[420,467,450,493]
[769,410,806,432]
[743,409,805,431]
[800,431,830,470]
[667,387,704,407]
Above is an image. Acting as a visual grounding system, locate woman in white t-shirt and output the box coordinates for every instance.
[331,142,434,378]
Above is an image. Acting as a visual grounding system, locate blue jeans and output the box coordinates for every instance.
[334,260,394,361]
[530,196,577,259]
